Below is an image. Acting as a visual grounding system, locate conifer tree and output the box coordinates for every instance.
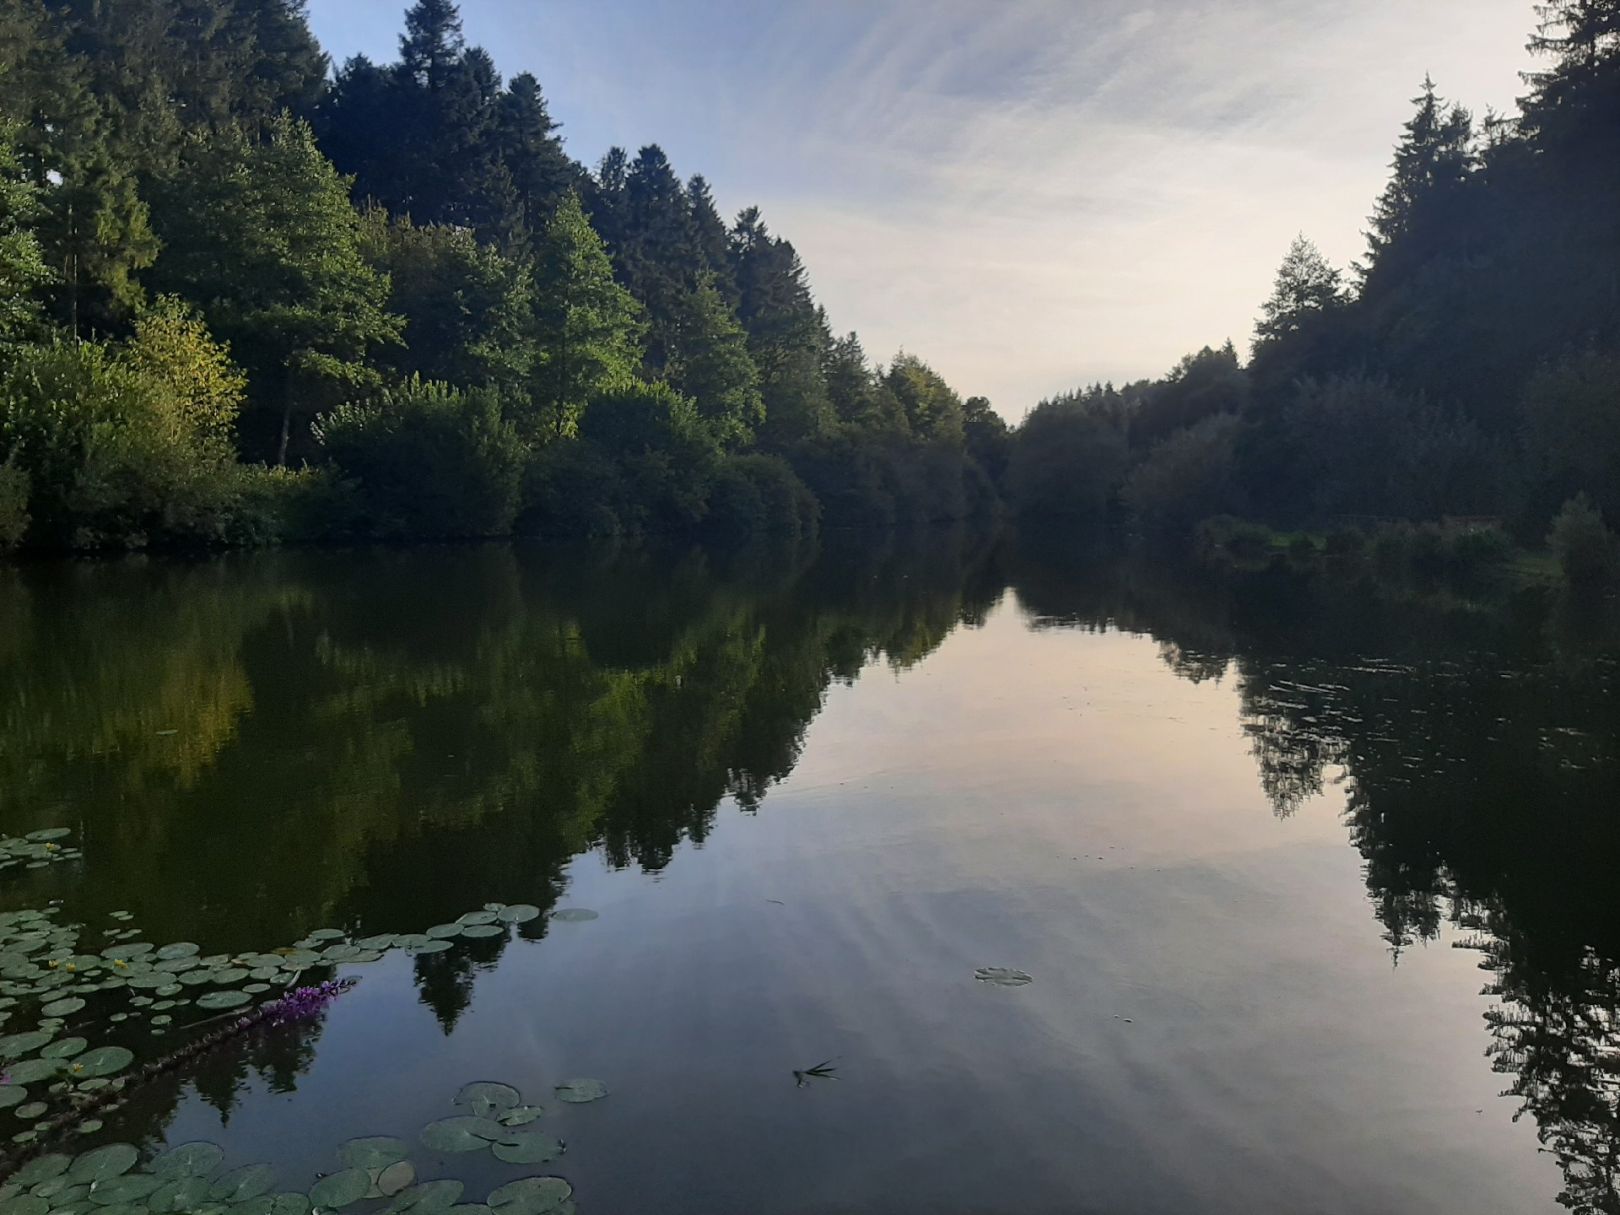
[1254,235,1348,347]
[498,72,577,237]
[666,273,763,448]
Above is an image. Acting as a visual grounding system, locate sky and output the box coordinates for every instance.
[306,0,1536,420]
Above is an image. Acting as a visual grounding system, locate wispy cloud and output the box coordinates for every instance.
[310,0,1534,416]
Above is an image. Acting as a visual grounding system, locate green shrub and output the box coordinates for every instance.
[518,441,626,538]
[1123,414,1245,537]
[704,453,819,541]
[1548,494,1618,591]
[315,378,525,539]
[0,456,28,552]
[1195,515,1275,566]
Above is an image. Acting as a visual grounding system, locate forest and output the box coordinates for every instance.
[0,0,1616,577]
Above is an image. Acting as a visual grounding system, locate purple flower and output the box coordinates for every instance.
[261,979,355,1026]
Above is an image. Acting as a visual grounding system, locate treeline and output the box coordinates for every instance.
[1002,0,1620,588]
[0,0,1008,553]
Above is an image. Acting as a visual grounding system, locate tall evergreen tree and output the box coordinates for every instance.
[666,273,763,448]
[528,191,643,440]
[498,72,577,237]
[148,114,400,463]
[398,0,464,91]
[1254,235,1347,347]
[616,144,698,371]
[687,174,736,302]
[731,207,832,445]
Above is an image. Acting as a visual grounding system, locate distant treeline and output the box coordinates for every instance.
[0,0,1616,572]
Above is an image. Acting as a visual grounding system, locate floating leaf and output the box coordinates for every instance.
[356,935,397,952]
[150,1141,224,1178]
[490,1133,563,1166]
[419,1117,505,1153]
[40,998,83,1018]
[154,943,199,962]
[73,1047,133,1078]
[14,1103,44,1119]
[195,990,250,1011]
[338,1137,409,1170]
[456,911,498,927]
[24,830,70,843]
[376,1162,415,1198]
[424,925,462,941]
[407,941,451,955]
[0,1087,26,1111]
[9,1155,68,1186]
[320,945,361,964]
[308,1168,369,1209]
[6,1060,61,1086]
[454,1083,519,1119]
[85,1172,160,1205]
[548,910,597,924]
[973,967,1033,987]
[30,1177,82,1202]
[487,1178,572,1215]
[148,1175,212,1213]
[495,906,539,925]
[306,930,346,943]
[0,1033,52,1059]
[209,1164,276,1203]
[386,1181,464,1215]
[41,1037,86,1059]
[498,1106,543,1128]
[67,1144,138,1185]
[0,1194,46,1215]
[552,1079,607,1104]
[459,925,502,939]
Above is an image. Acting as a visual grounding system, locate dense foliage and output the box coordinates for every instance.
[0,0,998,553]
[1002,4,1620,586]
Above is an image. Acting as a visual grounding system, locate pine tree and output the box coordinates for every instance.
[528,191,643,440]
[148,114,400,463]
[398,0,464,91]
[498,72,577,237]
[1254,235,1347,346]
[687,174,735,301]
[616,144,698,371]
[1360,77,1475,295]
[666,273,762,448]
[1520,0,1620,148]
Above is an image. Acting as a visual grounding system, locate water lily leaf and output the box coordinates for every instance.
[31,1178,84,1203]
[375,1162,415,1199]
[456,911,498,927]
[148,1175,212,1214]
[392,935,433,951]
[85,1172,160,1206]
[552,1079,607,1104]
[41,999,84,1018]
[453,1083,519,1119]
[0,1087,26,1110]
[277,951,320,970]
[419,1117,504,1153]
[406,941,451,955]
[150,1141,224,1178]
[486,1178,572,1215]
[319,945,361,964]
[497,1106,543,1127]
[73,1119,101,1135]
[974,967,1033,987]
[308,1169,368,1209]
[210,967,248,985]
[41,1038,86,1059]
[337,1138,408,1170]
[24,831,70,843]
[154,944,198,962]
[67,1144,137,1185]
[548,910,597,924]
[238,1193,312,1215]
[9,1155,67,1190]
[0,1194,46,1215]
[306,930,346,943]
[459,926,502,940]
[356,936,396,952]
[489,1134,562,1166]
[208,1164,276,1203]
[6,1059,61,1086]
[424,925,462,941]
[14,1102,45,1119]
[495,906,539,925]
[195,990,250,1011]
[385,1181,463,1215]
[446,1206,491,1215]
[0,1032,52,1058]
[73,1047,133,1078]
[178,970,214,987]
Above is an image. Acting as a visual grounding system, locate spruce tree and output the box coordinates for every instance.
[687,174,736,301]
[1254,235,1347,347]
[528,191,643,440]
[666,273,763,448]
[398,0,464,91]
[498,72,577,237]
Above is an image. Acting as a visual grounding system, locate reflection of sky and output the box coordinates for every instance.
[165,595,1558,1214]
[308,0,1532,417]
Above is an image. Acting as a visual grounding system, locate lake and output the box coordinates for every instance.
[0,531,1616,1215]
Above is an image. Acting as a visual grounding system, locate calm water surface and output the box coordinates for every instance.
[1,534,1616,1214]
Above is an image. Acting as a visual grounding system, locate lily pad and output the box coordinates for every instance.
[0,1087,26,1110]
[84,1172,160,1205]
[154,943,199,962]
[0,1032,52,1058]
[9,1155,68,1186]
[498,1106,543,1127]
[489,1133,563,1165]
[6,1059,62,1086]
[195,990,251,1011]
[237,1194,313,1215]
[548,910,597,923]
[0,1194,46,1215]
[209,1164,276,1203]
[308,1169,369,1209]
[40,998,84,1018]
[67,1144,138,1185]
[974,966,1033,987]
[337,1137,409,1170]
[423,925,462,941]
[148,1176,213,1213]
[375,1162,415,1199]
[41,1037,87,1059]
[456,911,498,927]
[419,1117,505,1153]
[459,925,503,939]
[495,906,540,925]
[150,1141,225,1178]
[552,1079,607,1104]
[487,1178,572,1215]
[454,1083,520,1119]
[407,940,452,955]
[306,929,347,943]
[73,1047,133,1078]
[14,1102,45,1119]
[386,1181,463,1215]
